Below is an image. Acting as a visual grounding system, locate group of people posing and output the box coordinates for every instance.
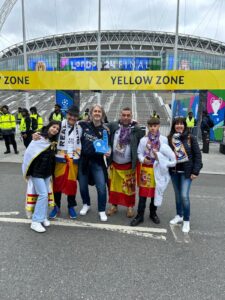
[22,104,202,234]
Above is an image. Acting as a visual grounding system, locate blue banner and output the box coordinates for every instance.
[55,91,75,115]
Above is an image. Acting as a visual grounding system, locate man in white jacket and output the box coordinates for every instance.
[130,117,175,226]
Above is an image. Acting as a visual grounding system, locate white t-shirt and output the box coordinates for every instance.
[113,128,131,164]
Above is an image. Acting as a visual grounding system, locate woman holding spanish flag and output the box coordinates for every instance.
[22,121,60,233]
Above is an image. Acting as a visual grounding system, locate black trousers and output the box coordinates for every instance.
[202,130,209,153]
[54,192,77,209]
[3,134,17,152]
[137,196,157,217]
[22,134,32,148]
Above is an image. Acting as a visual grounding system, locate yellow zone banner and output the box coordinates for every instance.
[0,70,225,90]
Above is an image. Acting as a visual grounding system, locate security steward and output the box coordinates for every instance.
[20,108,33,148]
[0,105,19,154]
[30,106,43,131]
[186,110,196,134]
[49,104,64,122]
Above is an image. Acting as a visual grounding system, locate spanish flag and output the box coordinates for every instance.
[25,178,54,217]
[137,163,155,198]
[53,155,78,195]
[109,162,136,207]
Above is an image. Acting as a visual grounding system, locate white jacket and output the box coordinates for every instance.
[153,143,176,206]
[137,134,176,206]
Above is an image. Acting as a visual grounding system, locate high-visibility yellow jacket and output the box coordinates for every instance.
[16,112,23,122]
[49,112,64,122]
[186,117,195,128]
[19,117,32,133]
[0,113,16,134]
[30,113,43,131]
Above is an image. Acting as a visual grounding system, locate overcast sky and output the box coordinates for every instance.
[0,0,225,51]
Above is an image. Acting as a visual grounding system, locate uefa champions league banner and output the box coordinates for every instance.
[172,92,199,120]
[56,90,79,115]
[207,91,225,141]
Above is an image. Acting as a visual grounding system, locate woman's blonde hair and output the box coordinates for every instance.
[89,104,106,123]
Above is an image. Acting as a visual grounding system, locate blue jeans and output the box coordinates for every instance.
[170,172,192,221]
[31,176,51,222]
[78,159,107,212]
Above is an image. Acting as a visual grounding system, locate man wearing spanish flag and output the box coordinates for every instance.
[107,107,144,218]
[130,117,174,226]
[49,105,82,219]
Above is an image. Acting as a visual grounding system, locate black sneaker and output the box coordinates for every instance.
[150,213,160,224]
[4,151,10,154]
[130,215,144,227]
[15,151,19,154]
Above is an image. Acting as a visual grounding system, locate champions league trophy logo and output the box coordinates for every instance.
[93,130,110,154]
[210,98,222,116]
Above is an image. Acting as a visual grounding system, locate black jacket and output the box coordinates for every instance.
[169,132,202,178]
[27,146,55,178]
[107,121,145,170]
[201,115,213,132]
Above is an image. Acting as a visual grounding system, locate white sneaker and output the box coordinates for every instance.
[182,221,190,233]
[99,211,108,222]
[170,215,183,225]
[80,205,90,216]
[43,219,50,227]
[31,222,46,233]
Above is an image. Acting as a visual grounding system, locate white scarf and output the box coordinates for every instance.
[57,119,82,159]
[22,138,51,178]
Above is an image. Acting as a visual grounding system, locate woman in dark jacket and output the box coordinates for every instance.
[22,121,60,233]
[168,117,202,233]
[78,104,110,222]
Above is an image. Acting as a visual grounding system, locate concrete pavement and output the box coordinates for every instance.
[0,163,225,299]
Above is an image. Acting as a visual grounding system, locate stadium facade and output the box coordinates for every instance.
[0,30,225,71]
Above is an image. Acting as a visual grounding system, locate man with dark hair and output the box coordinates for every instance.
[16,107,23,125]
[186,110,196,134]
[0,105,19,154]
[152,110,160,119]
[30,106,43,131]
[49,104,64,122]
[49,105,82,219]
[130,117,169,226]
[20,108,32,148]
[107,107,144,218]
[201,110,214,153]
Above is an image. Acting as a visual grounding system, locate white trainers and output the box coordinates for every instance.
[80,204,90,216]
[182,221,190,233]
[170,215,183,225]
[99,211,108,222]
[31,222,46,233]
[43,219,50,227]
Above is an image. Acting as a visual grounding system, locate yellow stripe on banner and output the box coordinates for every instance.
[1,70,225,90]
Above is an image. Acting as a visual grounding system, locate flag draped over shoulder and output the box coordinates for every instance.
[22,138,51,178]
[22,138,55,218]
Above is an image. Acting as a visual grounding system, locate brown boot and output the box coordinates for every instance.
[107,205,118,216]
[127,207,135,218]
